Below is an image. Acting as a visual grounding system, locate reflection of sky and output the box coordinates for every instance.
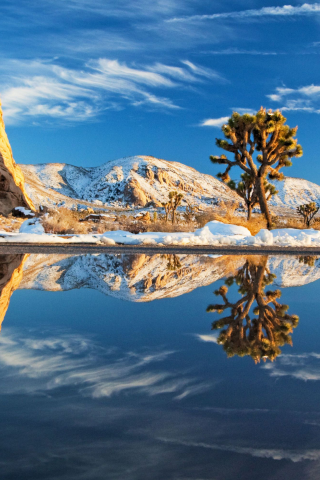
[2,258,320,478]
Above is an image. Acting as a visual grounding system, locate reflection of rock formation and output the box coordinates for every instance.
[0,254,28,328]
[208,256,299,363]
[0,102,35,214]
[19,254,246,302]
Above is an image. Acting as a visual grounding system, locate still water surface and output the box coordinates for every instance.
[1,253,320,479]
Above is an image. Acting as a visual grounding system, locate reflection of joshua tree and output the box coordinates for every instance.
[207,256,299,363]
[162,254,182,271]
[299,256,318,267]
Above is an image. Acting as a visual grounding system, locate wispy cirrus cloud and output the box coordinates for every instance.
[202,48,279,55]
[167,3,320,23]
[268,84,320,113]
[0,58,222,124]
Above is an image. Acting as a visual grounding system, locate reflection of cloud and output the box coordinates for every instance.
[157,437,320,462]
[195,333,219,343]
[0,331,210,400]
[263,353,320,381]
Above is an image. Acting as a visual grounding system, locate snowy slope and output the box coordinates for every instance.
[270,177,320,209]
[19,156,239,209]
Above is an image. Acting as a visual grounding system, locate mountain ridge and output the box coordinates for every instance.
[17,155,320,212]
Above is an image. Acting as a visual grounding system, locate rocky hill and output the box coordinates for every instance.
[0,103,35,214]
[19,156,239,210]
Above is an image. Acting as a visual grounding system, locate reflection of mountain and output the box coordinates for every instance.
[0,254,28,328]
[19,254,245,302]
[268,256,320,287]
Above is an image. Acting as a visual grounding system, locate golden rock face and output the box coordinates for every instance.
[0,102,35,214]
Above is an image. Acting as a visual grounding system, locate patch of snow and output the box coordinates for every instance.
[0,220,319,247]
[19,218,45,234]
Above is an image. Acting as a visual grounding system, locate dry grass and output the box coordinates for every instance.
[40,203,320,237]
[0,214,25,233]
[42,208,90,234]
[195,202,267,235]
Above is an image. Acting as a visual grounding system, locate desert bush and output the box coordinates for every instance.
[194,201,266,235]
[42,208,89,234]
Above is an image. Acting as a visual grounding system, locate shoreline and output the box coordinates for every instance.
[0,243,320,255]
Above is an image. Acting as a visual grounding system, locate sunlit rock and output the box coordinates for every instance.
[0,102,35,215]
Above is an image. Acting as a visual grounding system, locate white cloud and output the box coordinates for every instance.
[200,116,229,127]
[203,48,279,55]
[267,84,320,114]
[0,58,221,124]
[168,3,320,23]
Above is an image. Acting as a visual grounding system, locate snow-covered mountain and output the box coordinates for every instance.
[19,156,320,212]
[19,155,239,209]
[270,177,320,209]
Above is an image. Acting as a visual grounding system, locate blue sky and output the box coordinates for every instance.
[2,1,320,182]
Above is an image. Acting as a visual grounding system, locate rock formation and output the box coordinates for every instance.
[0,102,35,215]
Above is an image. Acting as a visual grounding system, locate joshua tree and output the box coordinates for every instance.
[162,191,184,224]
[297,202,319,228]
[228,173,278,220]
[183,202,195,223]
[210,108,303,229]
[162,201,171,222]
[207,256,299,363]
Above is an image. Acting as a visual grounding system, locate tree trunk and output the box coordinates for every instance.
[172,209,175,225]
[256,176,272,229]
[247,203,252,221]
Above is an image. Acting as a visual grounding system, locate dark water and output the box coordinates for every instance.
[1,253,320,479]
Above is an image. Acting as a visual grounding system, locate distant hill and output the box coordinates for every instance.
[19,155,239,210]
[270,177,320,209]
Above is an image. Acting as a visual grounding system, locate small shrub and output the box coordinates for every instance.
[42,208,89,234]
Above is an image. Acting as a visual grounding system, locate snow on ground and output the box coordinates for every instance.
[1,220,320,247]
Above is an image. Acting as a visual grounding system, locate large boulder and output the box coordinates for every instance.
[0,102,35,215]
